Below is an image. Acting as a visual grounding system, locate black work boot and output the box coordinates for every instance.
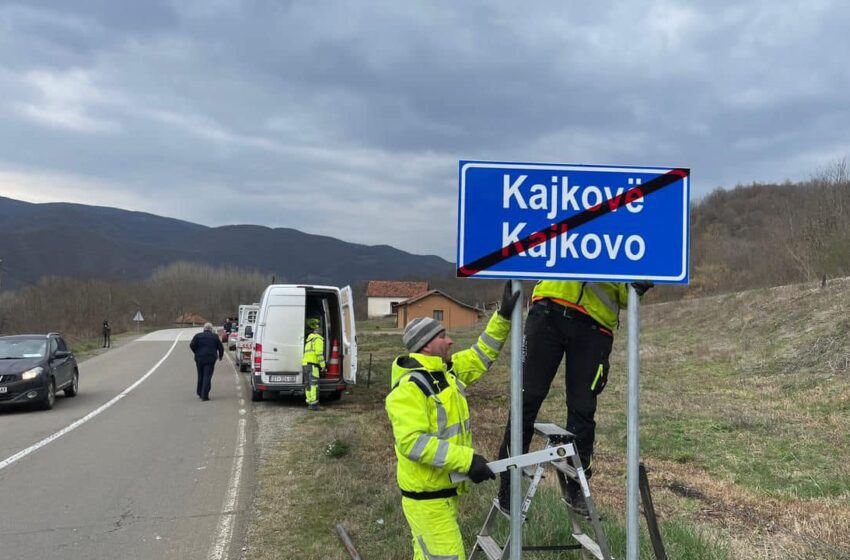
[565,480,590,518]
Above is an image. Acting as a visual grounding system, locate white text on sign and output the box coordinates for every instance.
[501,173,646,268]
[502,174,645,218]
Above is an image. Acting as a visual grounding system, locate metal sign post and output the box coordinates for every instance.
[456,160,689,560]
[627,286,640,560]
[509,279,523,560]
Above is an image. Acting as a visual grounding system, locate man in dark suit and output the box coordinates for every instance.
[189,322,224,401]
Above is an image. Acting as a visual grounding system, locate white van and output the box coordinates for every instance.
[250,284,357,402]
[235,303,259,372]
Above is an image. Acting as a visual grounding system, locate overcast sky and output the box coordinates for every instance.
[1,1,847,260]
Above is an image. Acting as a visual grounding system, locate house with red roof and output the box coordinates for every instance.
[366,280,428,318]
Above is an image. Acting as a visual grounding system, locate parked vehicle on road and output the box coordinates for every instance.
[228,326,239,351]
[235,303,259,372]
[250,284,357,402]
[221,317,236,343]
[0,333,79,410]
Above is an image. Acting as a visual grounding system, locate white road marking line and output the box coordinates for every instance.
[208,417,247,560]
[204,350,249,559]
[0,333,183,473]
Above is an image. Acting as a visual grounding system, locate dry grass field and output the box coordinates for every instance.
[243,279,850,560]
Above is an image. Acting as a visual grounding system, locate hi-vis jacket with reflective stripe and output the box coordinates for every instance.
[532,281,629,331]
[385,312,511,495]
[302,332,326,368]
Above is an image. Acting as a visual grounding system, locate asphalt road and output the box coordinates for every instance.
[0,328,255,560]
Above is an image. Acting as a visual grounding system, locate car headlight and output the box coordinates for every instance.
[21,366,44,380]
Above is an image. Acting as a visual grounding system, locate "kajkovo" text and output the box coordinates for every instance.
[500,173,646,267]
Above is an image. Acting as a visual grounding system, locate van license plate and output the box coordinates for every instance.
[0,387,7,393]
[269,375,296,383]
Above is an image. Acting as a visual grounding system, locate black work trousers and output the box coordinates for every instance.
[498,300,614,489]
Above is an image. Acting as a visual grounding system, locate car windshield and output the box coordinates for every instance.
[0,339,47,359]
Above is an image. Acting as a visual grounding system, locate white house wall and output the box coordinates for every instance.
[367,297,406,317]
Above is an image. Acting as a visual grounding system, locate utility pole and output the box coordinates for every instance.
[0,259,3,291]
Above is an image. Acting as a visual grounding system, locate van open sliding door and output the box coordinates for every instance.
[340,286,357,383]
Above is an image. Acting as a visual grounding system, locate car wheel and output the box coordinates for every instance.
[40,378,56,410]
[65,370,79,397]
[251,388,263,401]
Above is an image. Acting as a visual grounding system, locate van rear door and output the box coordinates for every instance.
[340,285,357,383]
[261,288,305,375]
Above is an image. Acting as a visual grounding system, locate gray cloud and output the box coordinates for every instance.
[0,0,848,259]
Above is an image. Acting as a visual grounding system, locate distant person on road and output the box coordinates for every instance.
[302,317,326,411]
[496,280,653,517]
[385,281,519,560]
[189,322,224,401]
[102,320,111,348]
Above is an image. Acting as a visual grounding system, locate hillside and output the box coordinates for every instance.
[683,172,850,299]
[0,196,453,290]
[246,277,850,559]
[5,171,850,308]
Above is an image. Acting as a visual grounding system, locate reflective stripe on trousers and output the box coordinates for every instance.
[305,365,320,405]
[402,495,464,560]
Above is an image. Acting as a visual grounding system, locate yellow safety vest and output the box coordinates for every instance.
[302,332,326,368]
[532,281,629,331]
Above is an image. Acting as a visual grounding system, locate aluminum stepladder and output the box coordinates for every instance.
[469,423,613,560]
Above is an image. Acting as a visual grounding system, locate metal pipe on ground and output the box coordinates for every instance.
[639,463,668,560]
[336,523,362,560]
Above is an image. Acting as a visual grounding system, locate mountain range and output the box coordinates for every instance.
[0,196,454,291]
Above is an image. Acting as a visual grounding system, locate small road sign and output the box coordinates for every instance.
[132,311,144,322]
[457,160,690,283]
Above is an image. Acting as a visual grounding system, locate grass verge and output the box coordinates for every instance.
[246,279,850,559]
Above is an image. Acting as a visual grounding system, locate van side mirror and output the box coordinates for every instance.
[244,326,253,338]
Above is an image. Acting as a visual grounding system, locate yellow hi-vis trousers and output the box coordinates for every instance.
[402,495,465,560]
[305,364,320,405]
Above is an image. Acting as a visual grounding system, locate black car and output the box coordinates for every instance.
[0,333,79,410]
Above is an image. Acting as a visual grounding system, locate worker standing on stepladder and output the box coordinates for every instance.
[303,317,326,411]
[496,279,653,516]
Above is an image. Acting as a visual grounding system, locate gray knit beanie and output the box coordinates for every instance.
[403,317,446,353]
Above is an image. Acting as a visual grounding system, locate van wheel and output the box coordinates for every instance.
[326,390,342,402]
[251,388,263,401]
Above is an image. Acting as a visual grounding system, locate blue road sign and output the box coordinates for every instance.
[457,160,690,283]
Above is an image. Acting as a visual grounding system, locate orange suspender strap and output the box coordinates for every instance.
[532,296,613,337]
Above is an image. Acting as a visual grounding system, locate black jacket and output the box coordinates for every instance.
[190,330,224,364]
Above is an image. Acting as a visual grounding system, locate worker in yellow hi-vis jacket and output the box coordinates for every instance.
[302,317,325,411]
[385,281,520,560]
[496,279,653,516]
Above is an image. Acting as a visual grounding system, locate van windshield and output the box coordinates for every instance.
[0,339,47,359]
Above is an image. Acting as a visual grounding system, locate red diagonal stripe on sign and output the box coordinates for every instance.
[457,168,689,278]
